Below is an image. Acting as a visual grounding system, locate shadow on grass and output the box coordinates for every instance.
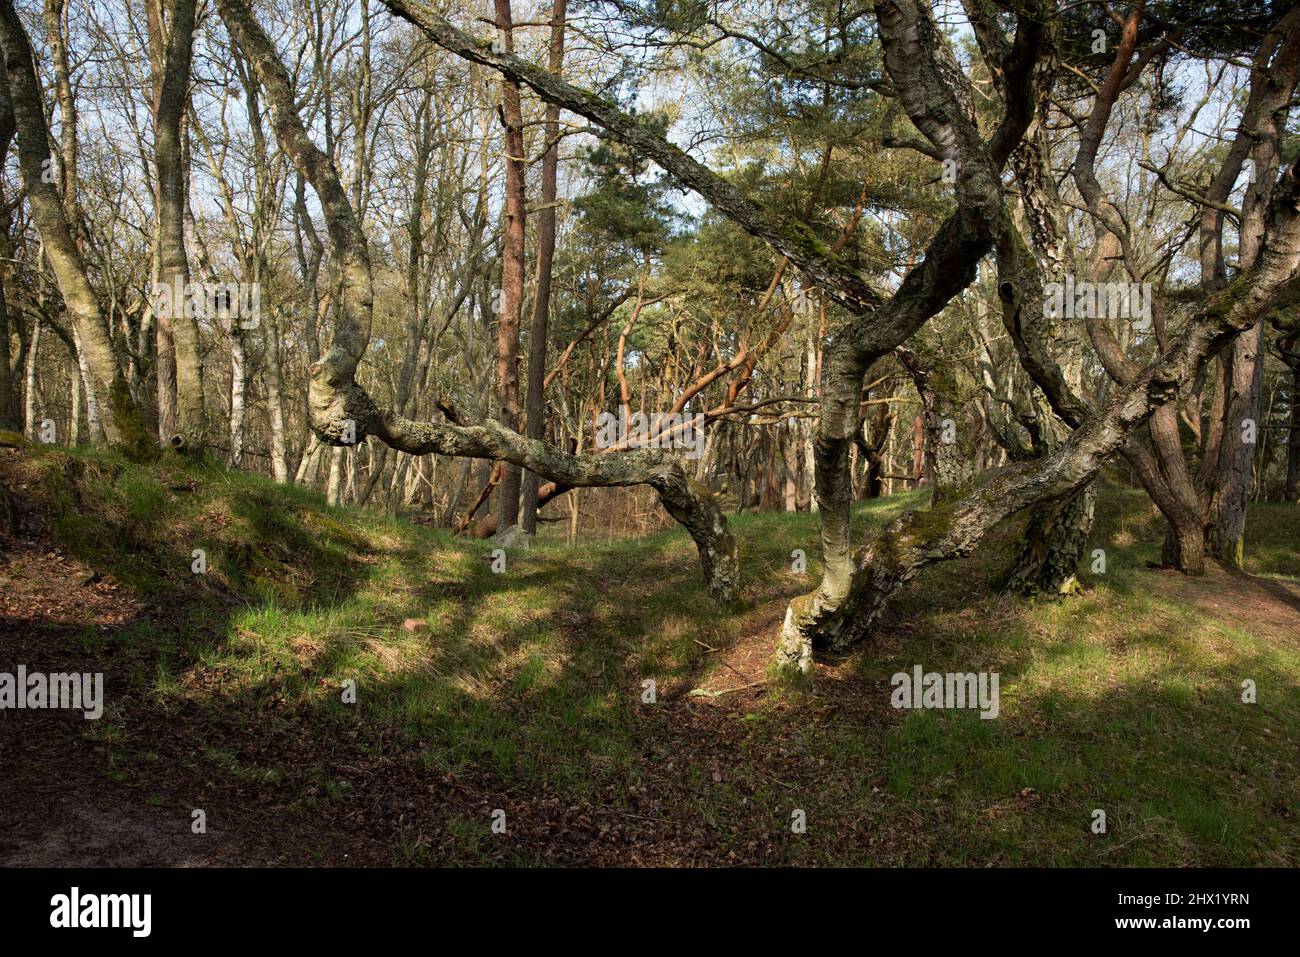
[4,449,1297,865]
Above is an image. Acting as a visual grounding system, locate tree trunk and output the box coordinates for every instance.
[295,435,322,485]
[781,425,799,512]
[898,346,969,506]
[155,290,177,443]
[493,0,524,531]
[229,327,247,467]
[776,153,1300,671]
[23,316,39,440]
[70,325,103,442]
[1162,517,1207,575]
[0,92,14,430]
[520,0,566,535]
[0,0,144,448]
[1210,319,1264,565]
[265,317,289,482]
[1006,484,1095,595]
[69,355,80,445]
[326,447,344,506]
[152,0,205,448]
[0,283,13,431]
[1286,352,1300,502]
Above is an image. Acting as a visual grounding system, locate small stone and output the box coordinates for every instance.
[492,524,533,550]
[402,618,428,633]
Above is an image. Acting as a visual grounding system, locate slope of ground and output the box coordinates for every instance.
[0,446,1296,866]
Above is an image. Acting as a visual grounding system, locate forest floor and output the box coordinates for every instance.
[0,444,1297,866]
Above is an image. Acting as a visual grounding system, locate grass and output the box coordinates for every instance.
[13,447,1300,865]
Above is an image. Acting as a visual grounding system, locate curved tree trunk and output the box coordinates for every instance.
[995,28,1095,596]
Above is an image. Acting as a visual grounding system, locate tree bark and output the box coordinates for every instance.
[493,0,525,531]
[1210,320,1264,564]
[521,0,566,535]
[152,0,206,448]
[1284,338,1300,502]
[23,315,38,440]
[265,311,289,482]
[228,327,247,467]
[1005,485,1094,596]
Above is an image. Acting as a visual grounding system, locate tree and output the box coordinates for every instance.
[0,0,148,449]
[385,0,1300,673]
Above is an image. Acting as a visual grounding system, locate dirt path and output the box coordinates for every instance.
[1143,564,1300,644]
[0,539,289,866]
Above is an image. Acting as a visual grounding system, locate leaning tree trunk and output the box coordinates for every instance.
[768,0,1041,671]
[775,148,1300,672]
